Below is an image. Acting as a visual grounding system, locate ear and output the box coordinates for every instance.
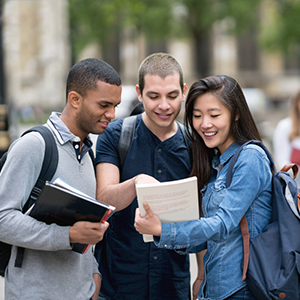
[182,83,188,102]
[68,91,82,109]
[235,114,240,121]
[136,85,143,103]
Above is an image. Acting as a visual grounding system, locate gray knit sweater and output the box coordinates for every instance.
[0,121,99,300]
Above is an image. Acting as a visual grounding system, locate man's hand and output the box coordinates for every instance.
[92,273,101,300]
[69,221,109,245]
[134,202,162,236]
[134,174,159,185]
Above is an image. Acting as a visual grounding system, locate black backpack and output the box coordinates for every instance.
[0,125,59,276]
[226,140,300,300]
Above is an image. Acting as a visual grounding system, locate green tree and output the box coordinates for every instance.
[260,0,300,55]
[69,0,300,77]
[177,0,262,76]
[68,0,174,71]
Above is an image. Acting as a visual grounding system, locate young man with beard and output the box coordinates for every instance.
[0,58,122,300]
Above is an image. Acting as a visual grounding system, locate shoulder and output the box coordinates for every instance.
[2,131,46,179]
[242,143,268,157]
[236,143,272,174]
[9,131,46,155]
[107,118,124,132]
[275,117,291,132]
[97,119,123,143]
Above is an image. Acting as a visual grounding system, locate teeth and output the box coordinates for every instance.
[204,132,216,136]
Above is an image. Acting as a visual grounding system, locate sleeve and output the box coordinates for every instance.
[154,146,272,253]
[92,254,100,275]
[273,118,291,170]
[0,133,71,251]
[95,119,123,167]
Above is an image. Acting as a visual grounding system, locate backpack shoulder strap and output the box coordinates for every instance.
[21,125,59,210]
[117,118,192,171]
[226,140,275,188]
[225,140,274,281]
[118,116,137,171]
[15,125,58,268]
[177,121,192,162]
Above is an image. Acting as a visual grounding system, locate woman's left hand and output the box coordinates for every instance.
[134,201,162,236]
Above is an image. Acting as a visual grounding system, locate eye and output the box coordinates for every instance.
[100,103,108,108]
[193,114,201,119]
[168,93,179,99]
[211,114,220,118]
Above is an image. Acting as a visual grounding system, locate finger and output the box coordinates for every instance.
[101,221,109,231]
[134,208,140,230]
[135,208,141,220]
[143,201,153,217]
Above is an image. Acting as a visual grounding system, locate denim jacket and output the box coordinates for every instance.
[155,142,273,300]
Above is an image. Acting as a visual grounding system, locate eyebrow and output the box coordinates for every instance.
[146,89,180,96]
[193,107,222,112]
[99,100,120,106]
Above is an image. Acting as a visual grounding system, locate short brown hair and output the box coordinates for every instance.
[138,53,184,95]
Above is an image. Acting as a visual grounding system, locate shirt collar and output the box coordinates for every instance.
[212,141,241,167]
[47,112,93,149]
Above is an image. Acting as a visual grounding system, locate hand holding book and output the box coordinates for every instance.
[69,220,109,245]
[29,178,115,253]
[134,201,162,236]
[135,176,199,242]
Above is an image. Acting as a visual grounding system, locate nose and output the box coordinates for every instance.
[201,116,212,129]
[104,106,115,120]
[158,97,170,110]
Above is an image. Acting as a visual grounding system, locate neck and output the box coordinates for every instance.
[142,113,178,142]
[60,111,85,146]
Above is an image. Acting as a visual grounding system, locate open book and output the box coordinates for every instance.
[29,178,115,253]
[136,176,199,242]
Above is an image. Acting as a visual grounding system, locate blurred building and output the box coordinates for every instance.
[2,0,70,141]
[1,0,299,147]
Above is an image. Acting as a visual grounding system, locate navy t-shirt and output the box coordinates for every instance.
[95,114,191,300]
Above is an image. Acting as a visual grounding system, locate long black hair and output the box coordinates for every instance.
[184,75,261,214]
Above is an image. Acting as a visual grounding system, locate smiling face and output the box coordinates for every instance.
[75,80,121,138]
[192,92,236,154]
[137,73,186,135]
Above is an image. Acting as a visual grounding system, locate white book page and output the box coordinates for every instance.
[136,176,199,242]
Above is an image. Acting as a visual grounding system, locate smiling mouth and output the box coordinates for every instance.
[156,112,172,117]
[100,120,110,126]
[204,132,217,137]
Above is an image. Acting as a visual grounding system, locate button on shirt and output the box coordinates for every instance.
[47,112,93,164]
[95,114,191,300]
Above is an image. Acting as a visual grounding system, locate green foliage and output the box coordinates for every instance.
[260,0,300,55]
[69,0,126,58]
[68,0,174,59]
[179,0,262,37]
[68,0,300,61]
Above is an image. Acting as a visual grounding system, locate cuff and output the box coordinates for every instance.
[153,222,176,249]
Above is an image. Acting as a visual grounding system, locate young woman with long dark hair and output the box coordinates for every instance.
[135,75,273,300]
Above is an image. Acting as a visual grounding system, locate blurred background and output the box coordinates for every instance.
[0,0,300,296]
[0,0,300,154]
